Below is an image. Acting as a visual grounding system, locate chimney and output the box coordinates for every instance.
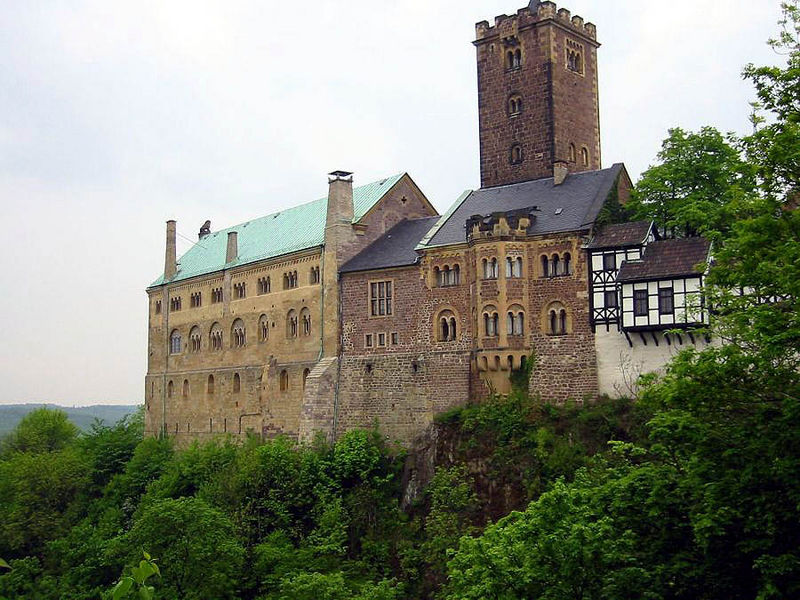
[226,231,238,263]
[327,170,354,225]
[553,161,569,186]
[199,220,211,239]
[164,220,177,281]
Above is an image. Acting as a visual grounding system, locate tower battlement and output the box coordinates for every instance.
[475,2,596,43]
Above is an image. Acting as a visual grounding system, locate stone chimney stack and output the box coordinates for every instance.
[164,220,177,281]
[326,170,354,225]
[553,161,569,186]
[226,231,238,263]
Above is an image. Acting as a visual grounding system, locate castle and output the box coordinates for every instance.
[145,1,712,445]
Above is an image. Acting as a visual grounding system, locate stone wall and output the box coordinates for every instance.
[474,2,600,187]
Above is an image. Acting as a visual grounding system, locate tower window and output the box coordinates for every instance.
[581,147,589,167]
[569,143,577,163]
[279,370,289,392]
[508,94,523,116]
[566,39,584,75]
[510,144,523,165]
[506,49,522,70]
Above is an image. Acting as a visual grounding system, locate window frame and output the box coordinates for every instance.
[658,287,675,315]
[369,279,394,317]
[633,289,649,317]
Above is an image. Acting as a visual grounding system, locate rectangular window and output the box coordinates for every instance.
[155,300,161,314]
[633,289,649,317]
[658,287,674,315]
[369,281,393,316]
[604,290,617,308]
[365,334,373,348]
[602,253,616,271]
[377,333,386,347]
[390,332,398,345]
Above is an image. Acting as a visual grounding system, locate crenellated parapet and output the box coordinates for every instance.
[475,1,596,43]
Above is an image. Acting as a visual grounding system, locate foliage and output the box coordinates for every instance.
[1,407,79,455]
[109,552,160,600]
[629,126,756,238]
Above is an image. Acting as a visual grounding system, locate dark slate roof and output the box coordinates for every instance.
[422,164,625,248]
[587,220,652,249]
[617,238,711,282]
[340,216,441,273]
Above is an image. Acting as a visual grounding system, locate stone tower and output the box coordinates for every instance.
[475,1,601,188]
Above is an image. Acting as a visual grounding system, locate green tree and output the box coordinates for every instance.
[1,407,79,455]
[116,497,244,600]
[630,127,755,238]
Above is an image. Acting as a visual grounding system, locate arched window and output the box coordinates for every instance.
[259,314,269,342]
[207,374,215,395]
[182,379,189,398]
[482,259,488,279]
[569,143,576,163]
[514,312,524,335]
[303,368,310,390]
[283,273,290,289]
[287,310,298,338]
[233,372,240,394]
[581,147,589,167]
[436,309,457,342]
[279,370,289,392]
[209,322,223,351]
[310,266,320,284]
[490,258,498,279]
[545,302,569,335]
[231,318,246,348]
[563,252,572,275]
[434,266,441,286]
[453,264,460,285]
[169,330,181,354]
[505,257,513,278]
[551,254,560,276]
[541,255,549,278]
[507,305,525,336]
[514,257,523,278]
[506,49,514,69]
[301,308,311,336]
[508,94,522,115]
[510,144,523,165]
[483,306,499,337]
[514,49,522,68]
[167,380,174,398]
[189,326,201,353]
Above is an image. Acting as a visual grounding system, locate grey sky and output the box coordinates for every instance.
[0,1,783,405]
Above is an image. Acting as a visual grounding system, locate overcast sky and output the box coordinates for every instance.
[0,1,784,406]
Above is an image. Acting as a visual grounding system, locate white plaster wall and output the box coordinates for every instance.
[595,328,715,397]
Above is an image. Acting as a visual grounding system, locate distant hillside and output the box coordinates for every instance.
[0,404,140,436]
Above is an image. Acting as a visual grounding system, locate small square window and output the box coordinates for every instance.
[377,333,386,347]
[365,334,373,348]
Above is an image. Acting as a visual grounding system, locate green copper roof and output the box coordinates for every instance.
[150,173,406,287]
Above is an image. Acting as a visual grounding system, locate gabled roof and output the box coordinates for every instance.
[150,173,406,287]
[420,164,625,248]
[617,238,711,282]
[340,216,441,274]
[587,220,653,249]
